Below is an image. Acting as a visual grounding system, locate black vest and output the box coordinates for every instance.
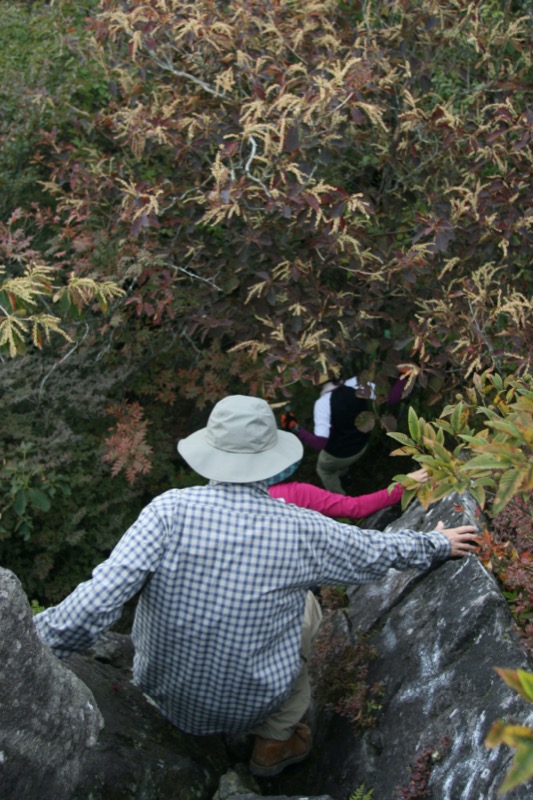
[325,385,369,458]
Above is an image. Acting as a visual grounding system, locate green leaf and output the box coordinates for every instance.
[390,446,419,457]
[489,373,504,391]
[468,483,486,509]
[407,406,421,443]
[223,276,240,294]
[18,521,32,541]
[459,434,489,445]
[417,481,436,509]
[486,418,526,440]
[400,488,417,510]
[426,480,457,503]
[387,432,416,447]
[493,469,524,514]
[499,740,533,794]
[419,458,456,470]
[495,668,533,700]
[450,402,465,434]
[13,490,27,515]
[28,487,52,512]
[30,599,46,615]
[430,440,454,463]
[436,419,454,435]
[355,411,376,433]
[517,670,533,702]
[461,455,508,470]
[515,396,533,413]
[472,476,497,487]
[391,473,410,484]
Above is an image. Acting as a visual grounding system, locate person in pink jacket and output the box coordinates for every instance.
[268,467,428,520]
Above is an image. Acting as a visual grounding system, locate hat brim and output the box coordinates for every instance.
[177,427,303,483]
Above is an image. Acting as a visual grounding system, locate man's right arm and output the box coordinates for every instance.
[34,498,170,657]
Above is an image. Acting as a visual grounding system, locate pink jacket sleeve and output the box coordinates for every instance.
[268,481,404,519]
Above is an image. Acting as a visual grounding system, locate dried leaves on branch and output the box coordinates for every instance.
[13,0,529,403]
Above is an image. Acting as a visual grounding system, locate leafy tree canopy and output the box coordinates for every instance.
[3,0,530,400]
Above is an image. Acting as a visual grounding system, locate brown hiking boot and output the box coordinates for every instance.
[249,723,312,777]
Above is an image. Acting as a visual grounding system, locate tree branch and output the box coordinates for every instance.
[147,52,226,99]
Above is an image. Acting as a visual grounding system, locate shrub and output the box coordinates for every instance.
[310,603,383,732]
[9,0,530,411]
[486,669,533,794]
[389,371,533,517]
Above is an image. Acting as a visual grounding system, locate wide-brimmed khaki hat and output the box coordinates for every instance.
[177,395,303,482]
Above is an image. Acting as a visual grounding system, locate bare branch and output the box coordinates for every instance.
[38,323,90,401]
[167,262,222,292]
[244,136,272,197]
[147,51,226,99]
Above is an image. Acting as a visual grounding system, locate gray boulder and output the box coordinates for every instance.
[213,767,336,800]
[270,492,533,799]
[66,642,229,800]
[0,567,103,800]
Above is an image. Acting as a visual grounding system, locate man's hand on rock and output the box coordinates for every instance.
[436,521,481,558]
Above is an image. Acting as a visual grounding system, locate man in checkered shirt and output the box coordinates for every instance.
[34,395,480,777]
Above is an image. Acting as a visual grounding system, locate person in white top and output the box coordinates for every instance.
[281,374,380,493]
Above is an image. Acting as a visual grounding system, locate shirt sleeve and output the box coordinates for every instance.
[269,482,404,519]
[34,500,168,658]
[313,393,332,439]
[294,426,328,451]
[387,376,407,405]
[307,516,452,586]
[343,483,404,518]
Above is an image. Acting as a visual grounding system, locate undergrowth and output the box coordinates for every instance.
[479,494,533,658]
[396,738,451,799]
[310,589,384,731]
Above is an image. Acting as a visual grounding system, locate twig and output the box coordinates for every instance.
[167,262,222,292]
[244,137,271,196]
[38,323,90,402]
[148,52,226,99]
[468,299,503,372]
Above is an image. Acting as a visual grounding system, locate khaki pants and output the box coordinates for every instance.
[251,591,323,741]
[316,445,369,494]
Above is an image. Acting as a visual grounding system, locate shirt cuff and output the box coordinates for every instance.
[427,529,452,560]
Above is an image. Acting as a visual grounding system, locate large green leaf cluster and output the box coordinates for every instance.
[0,332,206,603]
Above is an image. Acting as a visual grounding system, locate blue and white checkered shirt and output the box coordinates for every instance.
[34,482,450,735]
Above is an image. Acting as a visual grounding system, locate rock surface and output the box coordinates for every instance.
[266,493,533,800]
[66,642,228,800]
[0,568,103,800]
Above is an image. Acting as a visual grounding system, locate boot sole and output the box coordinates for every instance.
[249,748,311,777]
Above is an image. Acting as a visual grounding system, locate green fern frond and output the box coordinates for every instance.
[349,784,374,800]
